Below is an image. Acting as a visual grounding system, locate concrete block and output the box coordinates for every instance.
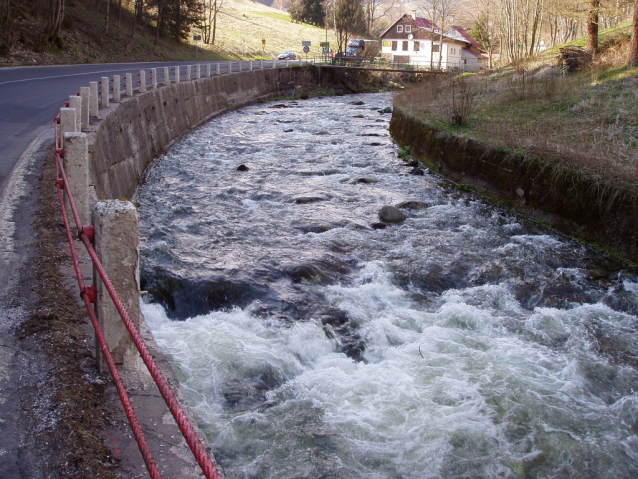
[126,73,133,97]
[69,96,82,132]
[92,200,141,373]
[60,107,77,148]
[101,77,110,108]
[113,75,121,102]
[63,132,89,227]
[89,81,99,118]
[80,87,90,129]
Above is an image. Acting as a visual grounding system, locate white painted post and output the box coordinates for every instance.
[63,132,89,227]
[163,67,170,86]
[80,87,90,129]
[175,66,180,83]
[140,70,147,92]
[260,59,263,70]
[113,75,121,102]
[217,63,221,75]
[60,107,77,148]
[89,82,99,118]
[228,61,232,73]
[250,60,253,71]
[151,69,157,90]
[299,57,302,66]
[125,73,133,97]
[196,64,201,79]
[101,77,110,108]
[207,64,211,77]
[186,65,192,81]
[286,59,289,68]
[92,200,141,373]
[69,96,82,132]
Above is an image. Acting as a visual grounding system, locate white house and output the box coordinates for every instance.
[380,13,484,71]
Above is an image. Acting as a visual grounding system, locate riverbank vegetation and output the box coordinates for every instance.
[395,23,638,188]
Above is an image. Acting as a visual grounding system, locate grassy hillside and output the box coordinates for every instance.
[0,0,339,66]
[395,22,638,188]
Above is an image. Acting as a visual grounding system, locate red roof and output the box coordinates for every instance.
[415,17,438,31]
[450,25,480,49]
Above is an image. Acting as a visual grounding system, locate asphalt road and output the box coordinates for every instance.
[0,60,241,478]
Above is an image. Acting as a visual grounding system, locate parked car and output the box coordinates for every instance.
[278,50,296,60]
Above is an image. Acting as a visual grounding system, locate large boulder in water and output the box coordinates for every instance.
[378,205,406,223]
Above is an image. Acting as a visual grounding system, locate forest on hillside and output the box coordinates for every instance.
[0,0,637,66]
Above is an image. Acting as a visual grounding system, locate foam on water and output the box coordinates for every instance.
[143,261,638,478]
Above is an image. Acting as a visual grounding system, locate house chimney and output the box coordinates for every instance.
[412,10,417,21]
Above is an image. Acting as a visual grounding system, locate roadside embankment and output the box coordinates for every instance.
[390,106,638,263]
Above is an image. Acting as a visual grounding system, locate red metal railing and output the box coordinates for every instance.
[54,92,223,479]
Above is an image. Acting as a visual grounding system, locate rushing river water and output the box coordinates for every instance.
[135,92,638,479]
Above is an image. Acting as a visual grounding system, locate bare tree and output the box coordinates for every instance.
[631,0,638,65]
[587,0,600,53]
[363,0,397,35]
[420,0,459,68]
[201,0,223,44]
[333,0,364,52]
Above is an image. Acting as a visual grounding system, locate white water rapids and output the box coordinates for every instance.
[136,92,638,478]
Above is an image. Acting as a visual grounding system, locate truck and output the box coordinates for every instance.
[332,39,380,66]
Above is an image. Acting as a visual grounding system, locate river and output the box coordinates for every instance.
[134,92,638,479]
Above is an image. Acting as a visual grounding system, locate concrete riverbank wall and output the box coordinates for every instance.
[90,67,315,200]
[390,106,638,263]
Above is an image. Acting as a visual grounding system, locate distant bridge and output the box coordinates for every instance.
[307,57,476,74]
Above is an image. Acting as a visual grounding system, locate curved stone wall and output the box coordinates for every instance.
[390,106,638,262]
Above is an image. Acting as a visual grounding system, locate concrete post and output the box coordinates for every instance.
[239,61,243,72]
[250,60,253,71]
[63,132,89,227]
[89,81,99,118]
[140,70,147,92]
[299,57,302,66]
[101,77,110,108]
[125,73,133,97]
[69,96,82,132]
[260,59,263,70]
[228,61,232,73]
[175,66,180,83]
[286,59,289,68]
[186,65,191,81]
[113,75,121,102]
[151,69,157,90]
[162,67,169,86]
[80,87,90,129]
[59,107,77,149]
[196,64,201,79]
[92,200,141,373]
[207,64,211,77]
[217,63,220,75]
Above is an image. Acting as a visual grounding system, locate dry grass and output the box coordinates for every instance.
[396,39,638,187]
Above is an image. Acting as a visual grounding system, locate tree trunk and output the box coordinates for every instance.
[104,0,110,34]
[630,0,638,65]
[587,0,600,54]
[155,5,163,44]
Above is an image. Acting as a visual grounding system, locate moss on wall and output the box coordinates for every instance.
[390,106,638,262]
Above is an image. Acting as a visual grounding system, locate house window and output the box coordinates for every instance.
[432,44,440,53]
[402,41,409,51]
[414,41,420,52]
[397,25,403,33]
[405,25,412,33]
[391,41,397,51]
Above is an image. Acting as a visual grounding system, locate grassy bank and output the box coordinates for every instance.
[395,23,638,190]
[1,0,338,66]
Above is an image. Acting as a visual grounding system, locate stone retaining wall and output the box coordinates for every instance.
[390,106,638,262]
